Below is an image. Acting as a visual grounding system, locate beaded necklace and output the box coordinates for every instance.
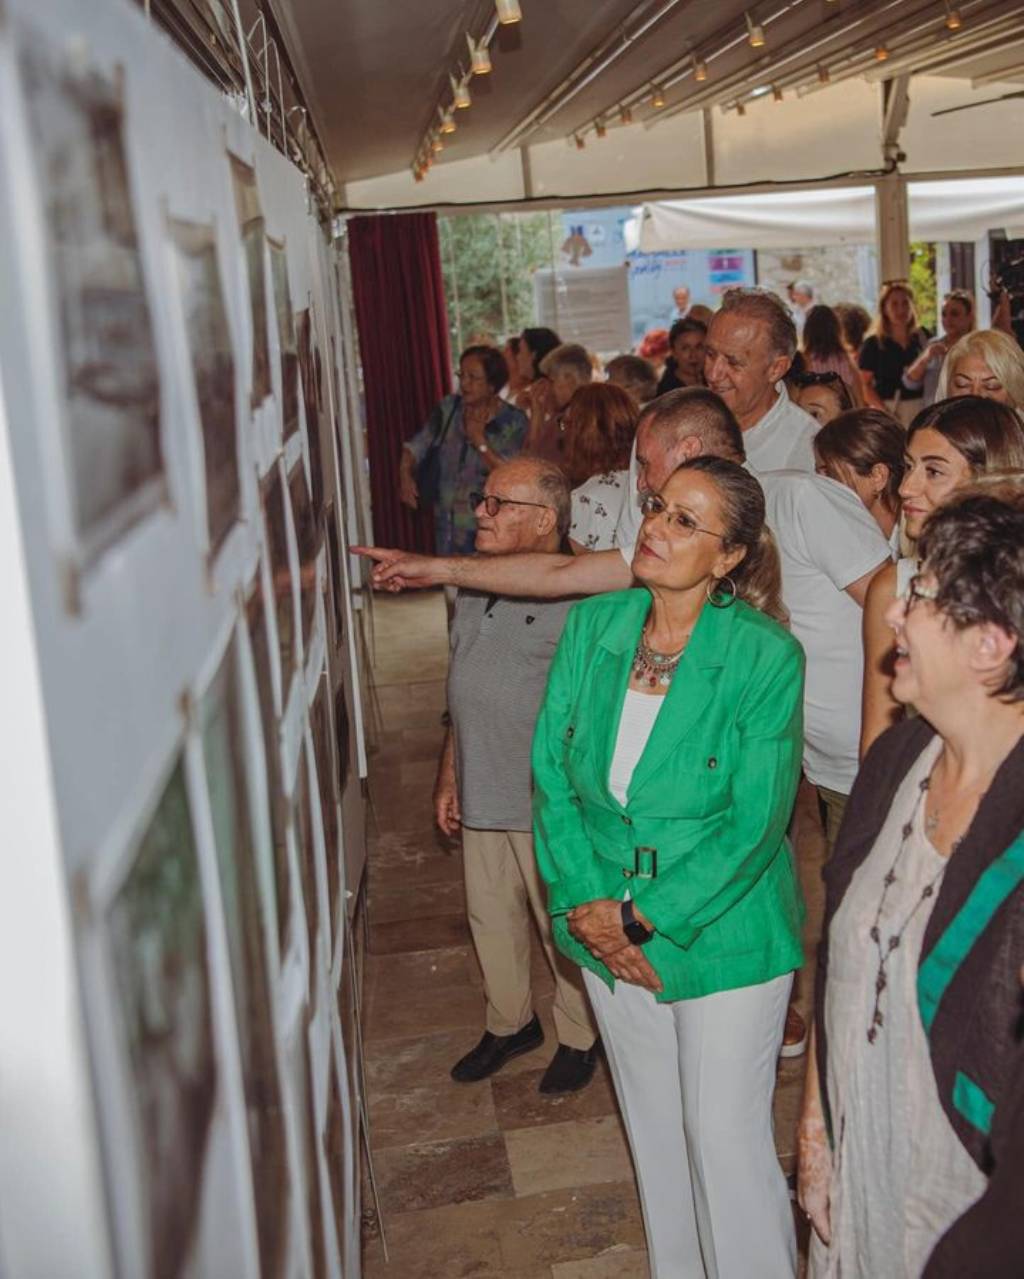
[866,774,953,1044]
[631,628,690,688]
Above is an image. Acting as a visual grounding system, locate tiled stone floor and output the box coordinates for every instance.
[361,591,825,1278]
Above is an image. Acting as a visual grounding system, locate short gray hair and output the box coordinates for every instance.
[539,343,593,385]
[528,457,572,537]
[719,287,797,359]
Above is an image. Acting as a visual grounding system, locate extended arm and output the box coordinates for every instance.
[433,728,461,836]
[860,561,901,758]
[355,543,633,599]
[797,1023,832,1245]
[844,558,888,607]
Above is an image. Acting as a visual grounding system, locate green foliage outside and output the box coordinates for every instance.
[438,211,554,355]
[910,241,937,334]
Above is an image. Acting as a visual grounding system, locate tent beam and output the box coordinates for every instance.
[877,75,911,283]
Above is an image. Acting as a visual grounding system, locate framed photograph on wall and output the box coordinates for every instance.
[309,674,340,941]
[168,217,240,558]
[107,753,216,1279]
[199,636,289,1278]
[292,740,319,985]
[288,460,320,659]
[268,240,299,441]
[17,30,163,570]
[262,462,298,687]
[228,154,271,409]
[296,308,325,517]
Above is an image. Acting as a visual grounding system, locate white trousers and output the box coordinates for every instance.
[583,969,796,1279]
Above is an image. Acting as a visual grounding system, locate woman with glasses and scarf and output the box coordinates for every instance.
[799,480,1024,1278]
[532,456,806,1277]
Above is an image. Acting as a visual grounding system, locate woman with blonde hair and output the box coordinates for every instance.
[564,384,638,553]
[859,396,1024,755]
[935,327,1024,412]
[858,282,928,424]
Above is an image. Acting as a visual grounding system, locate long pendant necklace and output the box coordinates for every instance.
[631,627,689,688]
[866,775,953,1044]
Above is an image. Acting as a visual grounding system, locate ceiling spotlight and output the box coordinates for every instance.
[693,54,708,82]
[651,84,666,108]
[817,63,831,84]
[944,3,963,30]
[495,0,522,24]
[467,33,492,74]
[620,102,633,124]
[413,168,424,183]
[432,135,444,153]
[451,74,471,109]
[772,84,784,101]
[746,11,766,48]
[574,133,586,149]
[737,101,747,116]
[595,118,607,138]
[875,43,890,61]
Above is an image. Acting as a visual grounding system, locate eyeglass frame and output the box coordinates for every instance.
[640,492,726,541]
[905,574,939,611]
[469,491,554,517]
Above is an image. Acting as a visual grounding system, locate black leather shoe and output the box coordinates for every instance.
[450,1015,544,1083]
[538,1041,600,1094]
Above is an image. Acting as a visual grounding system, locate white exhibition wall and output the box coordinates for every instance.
[0,0,369,1276]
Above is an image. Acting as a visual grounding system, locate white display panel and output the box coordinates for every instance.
[0,0,366,1274]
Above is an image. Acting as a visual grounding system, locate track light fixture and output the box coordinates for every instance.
[451,74,471,109]
[818,63,831,84]
[574,133,586,149]
[432,135,443,153]
[439,105,457,133]
[620,103,633,124]
[874,43,890,61]
[467,33,492,74]
[772,84,783,101]
[944,3,963,30]
[737,101,747,116]
[595,118,607,138]
[651,84,666,108]
[746,11,766,48]
[495,0,522,24]
[693,54,708,82]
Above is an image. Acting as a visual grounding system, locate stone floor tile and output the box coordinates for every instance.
[368,878,466,926]
[369,913,472,956]
[504,1116,634,1198]
[550,1247,649,1277]
[363,974,483,1043]
[365,1026,495,1094]
[361,1198,504,1278]
[368,944,483,998]
[369,1076,499,1147]
[491,1061,618,1132]
[374,1133,514,1213]
[496,1182,645,1270]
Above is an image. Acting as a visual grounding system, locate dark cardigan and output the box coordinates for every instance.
[815,715,1024,1175]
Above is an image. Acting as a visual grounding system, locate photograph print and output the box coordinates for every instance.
[168,217,240,557]
[288,459,320,658]
[17,28,163,564]
[228,155,271,409]
[262,463,298,685]
[199,638,289,1279]
[309,675,340,941]
[107,753,216,1279]
[296,308,325,516]
[268,240,299,441]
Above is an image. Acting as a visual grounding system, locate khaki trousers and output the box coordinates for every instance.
[461,827,596,1051]
[816,784,849,858]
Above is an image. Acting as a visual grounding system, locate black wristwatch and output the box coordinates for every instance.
[621,899,653,946]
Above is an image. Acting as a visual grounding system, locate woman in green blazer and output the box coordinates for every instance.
[532,456,805,1278]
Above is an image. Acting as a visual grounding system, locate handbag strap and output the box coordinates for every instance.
[429,395,460,451]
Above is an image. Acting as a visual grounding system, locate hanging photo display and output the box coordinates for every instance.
[107,755,216,1279]
[228,155,271,409]
[296,309,325,516]
[199,639,289,1279]
[293,741,319,978]
[17,30,163,563]
[299,1039,329,1279]
[288,460,319,657]
[334,682,351,796]
[268,240,299,441]
[324,503,345,643]
[309,675,340,938]
[262,464,297,683]
[168,217,240,557]
[246,579,291,952]
[324,1036,351,1272]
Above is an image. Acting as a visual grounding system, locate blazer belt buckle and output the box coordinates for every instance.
[623,845,657,881]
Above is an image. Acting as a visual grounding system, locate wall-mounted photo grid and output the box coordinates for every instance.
[2,5,368,1277]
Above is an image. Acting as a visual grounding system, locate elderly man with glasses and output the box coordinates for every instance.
[436,456,599,1094]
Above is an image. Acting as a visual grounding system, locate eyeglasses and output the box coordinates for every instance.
[470,492,553,517]
[793,371,845,388]
[640,493,725,540]
[905,575,939,611]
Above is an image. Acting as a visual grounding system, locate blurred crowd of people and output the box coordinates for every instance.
[385,280,1024,1278]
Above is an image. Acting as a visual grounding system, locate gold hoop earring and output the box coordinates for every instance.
[706,575,737,608]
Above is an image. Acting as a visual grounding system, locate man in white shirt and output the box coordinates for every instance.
[668,284,691,324]
[704,287,818,474]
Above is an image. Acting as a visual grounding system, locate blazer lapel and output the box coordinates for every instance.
[626,603,734,801]
[585,592,647,801]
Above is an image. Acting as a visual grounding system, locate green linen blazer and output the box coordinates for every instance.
[532,588,806,1002]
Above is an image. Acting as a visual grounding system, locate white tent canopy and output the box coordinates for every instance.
[630,178,1024,253]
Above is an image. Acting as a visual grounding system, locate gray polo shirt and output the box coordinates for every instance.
[447,588,573,831]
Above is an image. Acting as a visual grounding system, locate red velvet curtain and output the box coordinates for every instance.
[347,212,452,551]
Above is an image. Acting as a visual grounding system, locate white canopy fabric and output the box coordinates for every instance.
[631,178,1024,252]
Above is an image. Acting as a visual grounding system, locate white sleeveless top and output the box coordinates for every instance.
[608,689,664,806]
